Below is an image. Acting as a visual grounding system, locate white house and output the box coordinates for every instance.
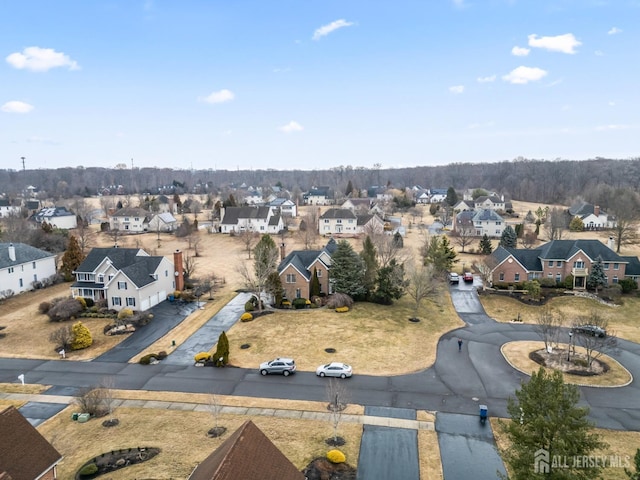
[319,208,384,236]
[109,207,150,233]
[569,201,616,230]
[472,208,505,237]
[71,247,182,312]
[267,198,297,217]
[220,206,284,234]
[474,195,505,212]
[31,206,77,229]
[0,243,57,296]
[341,198,373,213]
[0,198,21,218]
[303,187,334,206]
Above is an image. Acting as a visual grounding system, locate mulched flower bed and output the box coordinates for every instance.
[529,349,610,376]
[303,457,357,480]
[75,447,160,479]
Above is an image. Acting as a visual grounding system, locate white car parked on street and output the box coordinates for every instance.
[316,362,353,378]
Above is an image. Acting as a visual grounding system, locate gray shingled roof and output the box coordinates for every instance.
[111,207,150,218]
[221,206,270,225]
[319,208,357,220]
[0,243,55,269]
[472,209,504,222]
[277,239,337,281]
[622,256,640,277]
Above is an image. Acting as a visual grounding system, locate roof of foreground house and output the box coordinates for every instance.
[188,420,304,480]
[0,243,55,269]
[277,238,338,281]
[0,406,62,480]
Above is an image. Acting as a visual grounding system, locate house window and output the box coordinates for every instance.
[514,273,520,282]
[613,276,619,283]
[317,270,322,277]
[125,225,130,230]
[117,282,127,290]
[556,261,562,267]
[112,297,122,306]
[286,274,296,283]
[548,261,553,267]
[8,267,13,274]
[32,262,36,269]
[324,219,329,223]
[496,221,501,225]
[548,273,553,278]
[556,273,562,283]
[165,270,168,277]
[499,272,505,281]
[97,275,104,283]
[295,288,301,298]
[33,274,38,283]
[574,261,585,268]
[337,219,342,224]
[614,263,619,270]
[19,278,23,287]
[604,263,610,270]
[126,297,136,307]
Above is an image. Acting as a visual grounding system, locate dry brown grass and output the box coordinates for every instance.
[38,405,363,480]
[418,426,443,480]
[501,341,632,387]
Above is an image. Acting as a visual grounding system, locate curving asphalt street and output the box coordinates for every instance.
[3,277,640,477]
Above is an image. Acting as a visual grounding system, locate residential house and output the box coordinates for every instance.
[0,198,21,218]
[453,200,474,212]
[31,206,77,229]
[489,238,636,289]
[0,405,63,480]
[266,197,297,217]
[147,212,178,232]
[0,243,57,295]
[358,214,385,236]
[341,197,373,214]
[109,207,150,233]
[367,186,393,203]
[474,195,506,212]
[188,420,304,480]
[453,208,504,237]
[414,189,431,204]
[156,194,174,213]
[243,188,264,205]
[24,199,41,214]
[568,200,616,230]
[303,186,334,206]
[71,248,182,311]
[318,208,357,236]
[219,206,283,234]
[277,238,337,300]
[428,188,448,203]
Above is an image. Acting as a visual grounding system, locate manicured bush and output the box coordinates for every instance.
[39,301,51,314]
[326,449,346,464]
[140,353,159,365]
[118,308,134,320]
[281,300,291,307]
[539,278,557,288]
[47,297,84,322]
[83,297,95,308]
[157,351,168,359]
[564,274,574,289]
[194,352,212,363]
[78,463,98,476]
[244,301,255,312]
[240,312,254,322]
[335,306,350,313]
[76,297,87,309]
[71,322,93,350]
[292,298,308,309]
[619,278,638,294]
[326,293,354,309]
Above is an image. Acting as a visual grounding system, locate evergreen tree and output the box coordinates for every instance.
[330,240,366,299]
[625,449,640,479]
[266,271,284,305]
[360,236,379,298]
[479,234,493,255]
[393,231,404,248]
[514,223,524,238]
[223,194,237,207]
[372,259,407,305]
[253,234,279,309]
[345,180,354,197]
[569,216,584,231]
[587,256,607,294]
[446,186,458,207]
[499,367,605,480]
[500,225,518,248]
[310,267,321,298]
[60,235,85,282]
[213,331,229,367]
[421,235,457,275]
[70,321,93,350]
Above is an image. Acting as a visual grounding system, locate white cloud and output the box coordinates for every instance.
[200,89,235,104]
[1,100,34,113]
[449,85,464,94]
[502,66,548,84]
[511,46,530,56]
[608,101,616,107]
[313,19,354,40]
[477,75,496,83]
[528,33,582,54]
[608,27,622,35]
[279,121,304,133]
[6,46,79,72]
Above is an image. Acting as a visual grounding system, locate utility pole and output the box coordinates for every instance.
[21,157,25,171]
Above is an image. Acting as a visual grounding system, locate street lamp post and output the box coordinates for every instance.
[568,331,573,361]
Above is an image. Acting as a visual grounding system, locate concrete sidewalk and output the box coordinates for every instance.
[1,391,435,431]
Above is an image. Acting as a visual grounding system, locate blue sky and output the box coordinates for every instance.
[1,0,638,171]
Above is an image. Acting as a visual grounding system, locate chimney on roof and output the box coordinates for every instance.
[173,249,184,291]
[8,243,16,262]
[280,242,286,261]
[608,236,615,251]
[594,205,600,217]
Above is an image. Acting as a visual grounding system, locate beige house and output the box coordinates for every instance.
[109,207,150,233]
[319,208,383,236]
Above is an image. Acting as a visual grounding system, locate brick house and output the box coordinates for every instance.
[277,238,337,300]
[490,238,638,289]
[0,405,63,480]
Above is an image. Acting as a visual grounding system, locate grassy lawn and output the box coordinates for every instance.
[227,294,463,376]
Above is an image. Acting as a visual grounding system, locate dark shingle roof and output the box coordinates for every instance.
[473,209,504,222]
[0,406,62,480]
[277,239,337,281]
[622,256,640,276]
[0,243,55,269]
[188,420,304,480]
[221,206,271,225]
[111,207,150,218]
[73,247,165,288]
[319,208,356,220]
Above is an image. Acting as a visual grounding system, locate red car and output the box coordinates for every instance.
[463,272,474,282]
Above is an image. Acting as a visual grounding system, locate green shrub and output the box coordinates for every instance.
[244,301,255,312]
[240,312,254,322]
[84,297,95,308]
[335,306,350,313]
[539,278,557,288]
[564,274,574,290]
[140,353,159,365]
[619,278,638,294]
[79,463,98,476]
[327,449,346,464]
[71,322,93,350]
[292,298,308,309]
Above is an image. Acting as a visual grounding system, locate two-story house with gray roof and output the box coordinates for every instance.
[71,247,182,311]
[454,208,505,238]
[109,207,151,233]
[0,243,57,296]
[489,238,638,289]
[277,238,338,300]
[303,186,334,206]
[31,206,77,229]
[219,206,284,234]
[568,200,616,230]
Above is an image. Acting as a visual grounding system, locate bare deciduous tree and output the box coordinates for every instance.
[573,311,618,368]
[49,324,73,351]
[543,207,568,241]
[405,262,440,319]
[533,306,564,352]
[450,222,476,253]
[326,378,350,445]
[473,256,498,291]
[238,229,258,259]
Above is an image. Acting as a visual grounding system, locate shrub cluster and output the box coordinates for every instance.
[326,449,346,464]
[140,353,160,365]
[335,306,350,313]
[70,322,93,350]
[326,293,354,309]
[240,312,254,322]
[292,298,308,309]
